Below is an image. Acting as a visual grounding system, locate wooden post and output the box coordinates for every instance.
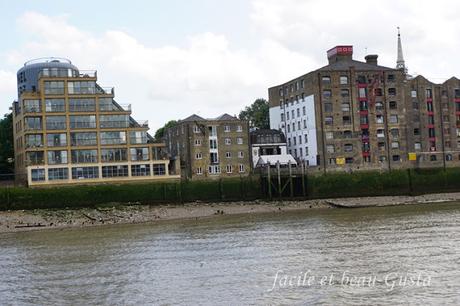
[289,161,294,198]
[277,161,282,198]
[267,162,272,200]
[219,178,224,200]
[301,161,306,197]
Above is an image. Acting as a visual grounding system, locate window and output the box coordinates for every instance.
[130,131,148,144]
[99,115,128,128]
[25,134,43,148]
[194,139,202,146]
[102,165,128,178]
[324,103,333,112]
[414,142,421,150]
[70,132,97,146]
[208,126,217,136]
[303,120,307,129]
[427,102,433,112]
[47,150,68,164]
[31,169,45,182]
[341,103,350,112]
[71,149,98,163]
[345,157,354,164]
[344,144,353,152]
[377,129,385,138]
[411,90,417,98]
[209,139,217,149]
[375,102,383,111]
[429,128,435,138]
[101,148,127,162]
[326,144,335,153]
[341,89,349,98]
[27,151,44,165]
[239,164,245,173]
[224,125,231,132]
[379,156,387,162]
[455,89,460,98]
[25,117,42,130]
[225,152,231,158]
[71,167,99,179]
[99,98,120,111]
[322,76,331,84]
[323,90,332,98]
[67,81,96,94]
[208,165,220,175]
[428,115,435,125]
[430,155,437,161]
[23,99,41,113]
[70,115,96,129]
[340,76,348,85]
[69,98,96,112]
[392,155,400,162]
[446,154,453,161]
[193,125,201,133]
[281,113,285,122]
[389,115,398,124]
[196,167,203,175]
[238,151,244,158]
[375,88,383,96]
[226,165,233,173]
[45,99,65,112]
[414,128,420,136]
[286,112,290,120]
[48,168,68,181]
[388,88,396,96]
[130,148,149,161]
[225,138,232,145]
[360,101,368,111]
[343,116,351,125]
[325,116,333,125]
[44,81,64,95]
[210,152,218,163]
[376,115,384,124]
[389,101,397,109]
[305,134,308,143]
[390,128,399,138]
[359,88,367,98]
[195,152,203,159]
[426,89,433,98]
[293,137,297,145]
[344,130,352,138]
[131,164,150,176]
[46,116,66,130]
[47,133,66,147]
[387,74,395,82]
[391,141,400,149]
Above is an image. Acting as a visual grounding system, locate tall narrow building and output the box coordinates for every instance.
[12,57,179,186]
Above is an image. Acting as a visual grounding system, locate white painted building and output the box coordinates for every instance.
[269,94,318,166]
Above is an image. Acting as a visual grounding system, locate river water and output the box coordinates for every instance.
[0,202,460,305]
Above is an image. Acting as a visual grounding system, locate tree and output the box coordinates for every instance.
[0,113,14,175]
[154,120,178,141]
[238,98,269,129]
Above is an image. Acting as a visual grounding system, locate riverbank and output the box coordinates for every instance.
[2,192,460,233]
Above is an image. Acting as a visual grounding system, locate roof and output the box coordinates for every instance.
[256,154,297,166]
[250,129,286,144]
[316,59,394,72]
[180,113,239,123]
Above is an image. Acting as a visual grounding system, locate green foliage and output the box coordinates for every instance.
[0,177,263,211]
[0,113,14,175]
[239,98,269,129]
[154,120,178,141]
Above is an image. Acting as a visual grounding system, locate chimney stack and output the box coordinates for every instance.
[365,54,378,65]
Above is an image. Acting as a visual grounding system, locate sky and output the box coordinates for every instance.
[2,0,460,131]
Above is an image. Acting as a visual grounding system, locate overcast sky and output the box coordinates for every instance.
[1,0,460,130]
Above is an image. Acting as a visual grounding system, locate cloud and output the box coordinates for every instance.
[4,11,311,131]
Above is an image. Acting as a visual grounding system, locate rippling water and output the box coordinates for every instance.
[1,203,460,305]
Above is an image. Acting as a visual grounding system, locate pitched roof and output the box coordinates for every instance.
[214,113,238,121]
[181,114,205,122]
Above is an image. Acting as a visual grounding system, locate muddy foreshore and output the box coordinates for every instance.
[1,192,460,233]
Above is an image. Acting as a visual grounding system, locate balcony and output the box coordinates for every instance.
[96,86,114,95]
[38,69,97,79]
[130,120,149,128]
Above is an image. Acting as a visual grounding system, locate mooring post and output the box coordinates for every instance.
[277,161,282,198]
[267,162,272,200]
[301,161,306,197]
[289,161,294,198]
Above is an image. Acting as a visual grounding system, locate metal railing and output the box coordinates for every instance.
[38,69,97,79]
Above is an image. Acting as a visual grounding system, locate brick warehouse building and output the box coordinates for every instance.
[268,34,460,172]
[165,114,251,179]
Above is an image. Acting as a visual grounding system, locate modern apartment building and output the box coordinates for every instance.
[268,32,460,172]
[12,57,179,186]
[165,114,251,179]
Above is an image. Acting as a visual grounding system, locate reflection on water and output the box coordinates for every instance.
[1,203,460,305]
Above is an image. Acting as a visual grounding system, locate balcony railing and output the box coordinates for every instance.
[130,120,149,128]
[96,87,114,95]
[38,69,97,79]
[99,103,131,112]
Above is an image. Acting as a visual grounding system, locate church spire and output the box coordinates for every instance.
[396,27,407,73]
